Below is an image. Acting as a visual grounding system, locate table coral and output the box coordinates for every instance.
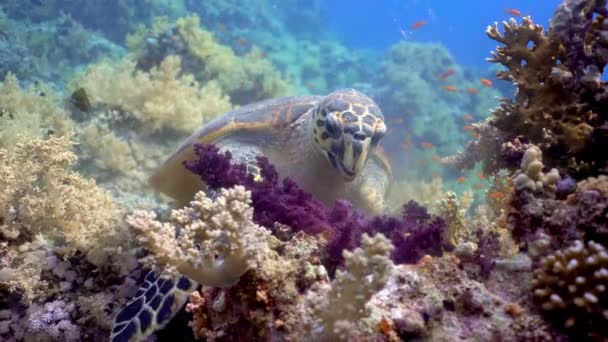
[127,186,271,288]
[533,240,608,338]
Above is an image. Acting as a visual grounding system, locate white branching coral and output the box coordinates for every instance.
[127,186,270,288]
[300,233,394,340]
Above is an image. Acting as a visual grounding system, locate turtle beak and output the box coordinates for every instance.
[329,131,370,181]
[342,132,370,178]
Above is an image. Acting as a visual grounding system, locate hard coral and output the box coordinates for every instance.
[184,231,326,341]
[299,233,394,341]
[127,186,270,287]
[184,144,451,268]
[447,1,608,178]
[533,240,608,338]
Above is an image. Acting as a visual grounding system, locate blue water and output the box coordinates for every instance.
[326,0,562,67]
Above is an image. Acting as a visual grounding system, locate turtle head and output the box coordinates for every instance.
[311,89,387,182]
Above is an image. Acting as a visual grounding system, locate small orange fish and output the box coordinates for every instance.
[456,176,466,184]
[411,20,428,30]
[219,23,227,32]
[421,141,435,149]
[470,131,481,138]
[439,68,456,80]
[431,172,441,178]
[237,38,248,46]
[480,78,493,87]
[463,114,474,121]
[443,85,458,92]
[476,172,485,180]
[378,317,393,335]
[504,8,521,16]
[463,125,475,131]
[489,191,505,199]
[431,155,442,163]
[467,88,479,94]
[475,183,485,190]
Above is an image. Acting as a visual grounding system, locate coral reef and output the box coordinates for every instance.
[533,240,608,338]
[184,144,452,269]
[128,15,291,105]
[69,55,231,134]
[0,135,140,342]
[127,186,270,287]
[0,73,72,147]
[4,1,608,341]
[0,134,130,266]
[447,2,608,179]
[299,233,394,340]
[0,7,123,84]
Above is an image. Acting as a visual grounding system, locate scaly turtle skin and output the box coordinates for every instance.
[110,89,391,342]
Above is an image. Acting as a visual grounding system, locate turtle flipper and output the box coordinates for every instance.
[110,270,198,342]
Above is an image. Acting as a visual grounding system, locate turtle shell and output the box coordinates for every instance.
[149,95,322,202]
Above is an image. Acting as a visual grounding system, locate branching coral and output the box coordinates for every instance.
[299,233,394,340]
[69,55,231,134]
[127,186,270,287]
[533,240,608,337]
[446,1,608,178]
[184,144,451,268]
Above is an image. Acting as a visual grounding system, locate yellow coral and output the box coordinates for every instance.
[0,134,131,266]
[144,15,291,104]
[69,55,232,134]
[0,72,71,147]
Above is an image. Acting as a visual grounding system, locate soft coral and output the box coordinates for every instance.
[184,144,450,268]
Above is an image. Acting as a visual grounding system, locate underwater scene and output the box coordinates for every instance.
[1,0,608,341]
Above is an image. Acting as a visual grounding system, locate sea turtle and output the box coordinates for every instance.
[110,88,392,342]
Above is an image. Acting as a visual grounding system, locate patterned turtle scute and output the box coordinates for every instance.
[110,270,197,342]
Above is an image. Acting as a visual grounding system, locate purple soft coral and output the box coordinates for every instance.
[184,144,450,268]
[27,300,81,342]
